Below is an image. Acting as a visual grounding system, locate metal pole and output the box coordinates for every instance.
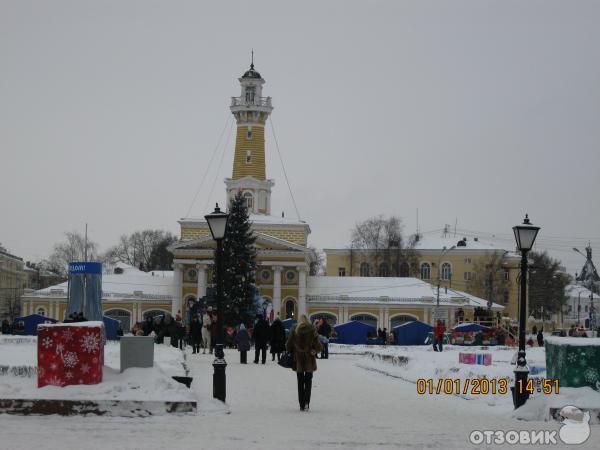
[577,293,581,326]
[513,250,530,409]
[212,238,227,402]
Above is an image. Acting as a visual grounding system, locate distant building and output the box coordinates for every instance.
[324,236,522,319]
[20,263,173,331]
[0,245,27,320]
[23,262,64,291]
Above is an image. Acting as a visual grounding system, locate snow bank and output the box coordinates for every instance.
[545,336,600,347]
[513,387,600,423]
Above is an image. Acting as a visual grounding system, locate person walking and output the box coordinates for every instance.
[269,317,286,362]
[286,315,323,411]
[433,320,445,352]
[537,327,544,347]
[253,314,269,364]
[190,315,202,354]
[235,323,251,364]
[201,310,212,354]
[318,319,331,359]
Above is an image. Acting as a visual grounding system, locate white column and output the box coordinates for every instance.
[54,300,59,320]
[197,264,207,299]
[272,265,282,318]
[298,266,307,317]
[172,264,183,315]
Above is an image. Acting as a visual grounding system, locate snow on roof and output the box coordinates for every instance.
[414,235,501,251]
[27,264,174,299]
[566,283,595,298]
[306,276,504,309]
[180,213,308,226]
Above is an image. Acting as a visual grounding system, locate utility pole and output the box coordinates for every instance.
[84,223,88,262]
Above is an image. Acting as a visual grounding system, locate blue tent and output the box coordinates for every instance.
[12,314,58,335]
[453,323,491,333]
[393,321,433,345]
[282,318,297,330]
[103,315,120,340]
[333,321,376,345]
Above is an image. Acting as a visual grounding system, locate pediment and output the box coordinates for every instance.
[169,232,309,253]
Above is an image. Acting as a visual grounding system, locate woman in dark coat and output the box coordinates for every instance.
[286,315,323,411]
[235,324,251,364]
[269,317,286,362]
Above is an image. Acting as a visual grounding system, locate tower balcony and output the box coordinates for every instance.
[230,96,273,114]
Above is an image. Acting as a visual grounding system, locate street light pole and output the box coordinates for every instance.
[512,214,540,409]
[205,203,230,403]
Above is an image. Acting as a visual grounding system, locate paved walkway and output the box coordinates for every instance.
[0,348,593,449]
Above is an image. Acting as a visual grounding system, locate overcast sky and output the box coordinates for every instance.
[1,0,599,276]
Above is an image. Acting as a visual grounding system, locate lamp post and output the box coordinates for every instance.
[573,247,595,330]
[512,214,540,409]
[205,203,230,402]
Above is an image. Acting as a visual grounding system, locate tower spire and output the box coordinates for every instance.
[251,49,254,69]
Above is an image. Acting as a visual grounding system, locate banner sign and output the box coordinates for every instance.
[68,262,102,275]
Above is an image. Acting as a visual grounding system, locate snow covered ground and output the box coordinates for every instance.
[0,342,599,449]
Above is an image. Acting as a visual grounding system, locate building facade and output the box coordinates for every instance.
[20,264,173,331]
[324,236,522,319]
[0,246,27,320]
[169,63,316,321]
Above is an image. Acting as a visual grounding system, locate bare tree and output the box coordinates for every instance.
[349,215,418,277]
[48,231,99,276]
[106,230,176,271]
[308,246,325,276]
[466,252,510,306]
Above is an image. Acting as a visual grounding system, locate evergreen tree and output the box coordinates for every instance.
[217,192,257,325]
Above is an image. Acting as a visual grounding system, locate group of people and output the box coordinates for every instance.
[568,324,591,338]
[64,312,88,323]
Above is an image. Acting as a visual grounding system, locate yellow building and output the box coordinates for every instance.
[324,236,522,320]
[169,62,316,321]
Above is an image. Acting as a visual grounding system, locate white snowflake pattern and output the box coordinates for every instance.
[62,329,74,342]
[49,362,58,371]
[52,331,58,337]
[78,379,84,384]
[55,343,65,355]
[62,351,79,369]
[584,367,599,384]
[80,363,90,374]
[64,371,74,380]
[80,332,100,353]
[566,352,578,364]
[45,375,65,387]
[42,337,53,349]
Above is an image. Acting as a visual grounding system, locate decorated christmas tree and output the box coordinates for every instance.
[218,192,257,325]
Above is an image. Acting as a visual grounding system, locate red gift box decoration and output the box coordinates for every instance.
[37,322,105,388]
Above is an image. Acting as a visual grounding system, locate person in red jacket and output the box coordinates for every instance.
[433,320,445,352]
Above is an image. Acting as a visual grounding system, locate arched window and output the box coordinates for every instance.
[350,313,377,329]
[420,262,431,280]
[105,309,132,332]
[243,192,254,209]
[379,263,389,277]
[399,262,410,277]
[359,262,370,277]
[310,312,337,326]
[285,298,296,319]
[441,262,452,280]
[390,314,418,329]
[36,307,46,317]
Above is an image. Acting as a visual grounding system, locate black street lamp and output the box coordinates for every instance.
[205,203,230,402]
[512,214,540,409]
